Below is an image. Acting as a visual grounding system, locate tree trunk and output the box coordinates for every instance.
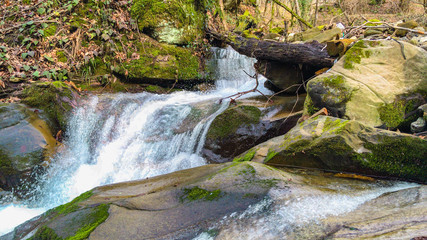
[220,34,335,68]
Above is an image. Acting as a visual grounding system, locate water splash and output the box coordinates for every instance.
[194,182,418,240]
[0,46,270,235]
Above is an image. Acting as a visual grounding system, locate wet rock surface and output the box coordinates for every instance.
[0,103,57,192]
[244,115,427,183]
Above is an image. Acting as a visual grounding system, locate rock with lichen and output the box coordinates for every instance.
[242,115,427,183]
[304,39,427,129]
[0,103,57,192]
[131,0,207,45]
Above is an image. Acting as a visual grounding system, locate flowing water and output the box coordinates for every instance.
[0,47,418,237]
[0,46,269,235]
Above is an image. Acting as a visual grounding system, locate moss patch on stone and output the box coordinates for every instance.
[233,148,257,162]
[50,190,94,215]
[207,105,261,140]
[378,101,405,128]
[182,186,222,202]
[131,0,206,44]
[31,203,110,240]
[343,40,375,69]
[358,136,427,182]
[21,82,75,132]
[116,40,202,81]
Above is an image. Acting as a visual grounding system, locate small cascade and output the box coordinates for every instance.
[0,46,271,235]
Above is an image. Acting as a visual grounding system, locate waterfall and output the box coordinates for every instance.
[0,47,271,235]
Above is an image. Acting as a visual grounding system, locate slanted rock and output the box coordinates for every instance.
[304,39,427,130]
[0,103,57,192]
[4,162,303,239]
[245,116,426,182]
[320,185,427,239]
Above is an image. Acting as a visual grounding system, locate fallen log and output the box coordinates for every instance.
[208,31,336,68]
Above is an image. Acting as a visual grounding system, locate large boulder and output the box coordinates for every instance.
[0,103,57,192]
[3,162,304,239]
[304,40,427,129]
[21,81,80,133]
[244,116,426,182]
[131,0,206,45]
[203,98,304,162]
[113,39,212,88]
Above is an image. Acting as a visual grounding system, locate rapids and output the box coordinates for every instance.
[0,46,269,235]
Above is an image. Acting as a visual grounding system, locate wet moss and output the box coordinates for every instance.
[118,41,202,81]
[50,190,94,215]
[343,40,374,69]
[182,186,222,202]
[21,82,73,132]
[358,136,427,182]
[31,226,62,240]
[31,203,110,240]
[207,105,261,139]
[233,148,257,162]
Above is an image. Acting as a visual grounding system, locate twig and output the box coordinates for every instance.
[271,0,313,28]
[219,71,269,103]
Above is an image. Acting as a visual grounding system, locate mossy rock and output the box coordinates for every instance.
[21,81,80,132]
[8,162,300,239]
[114,40,212,88]
[207,105,261,140]
[246,116,427,182]
[131,0,207,45]
[304,40,427,128]
[0,103,57,192]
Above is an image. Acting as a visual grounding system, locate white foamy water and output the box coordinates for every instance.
[194,182,418,240]
[0,47,270,235]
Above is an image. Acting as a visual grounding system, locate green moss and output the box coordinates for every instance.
[264,149,278,162]
[0,149,15,176]
[343,40,373,69]
[358,136,427,182]
[378,101,405,128]
[242,30,259,39]
[304,94,320,116]
[270,27,284,34]
[182,186,222,202]
[50,191,93,215]
[233,148,257,162]
[364,19,382,26]
[118,41,202,81]
[131,0,205,44]
[21,82,73,132]
[207,105,261,139]
[44,24,57,37]
[67,204,110,240]
[31,203,109,240]
[323,117,349,133]
[31,226,62,240]
[236,163,256,176]
[56,51,67,63]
